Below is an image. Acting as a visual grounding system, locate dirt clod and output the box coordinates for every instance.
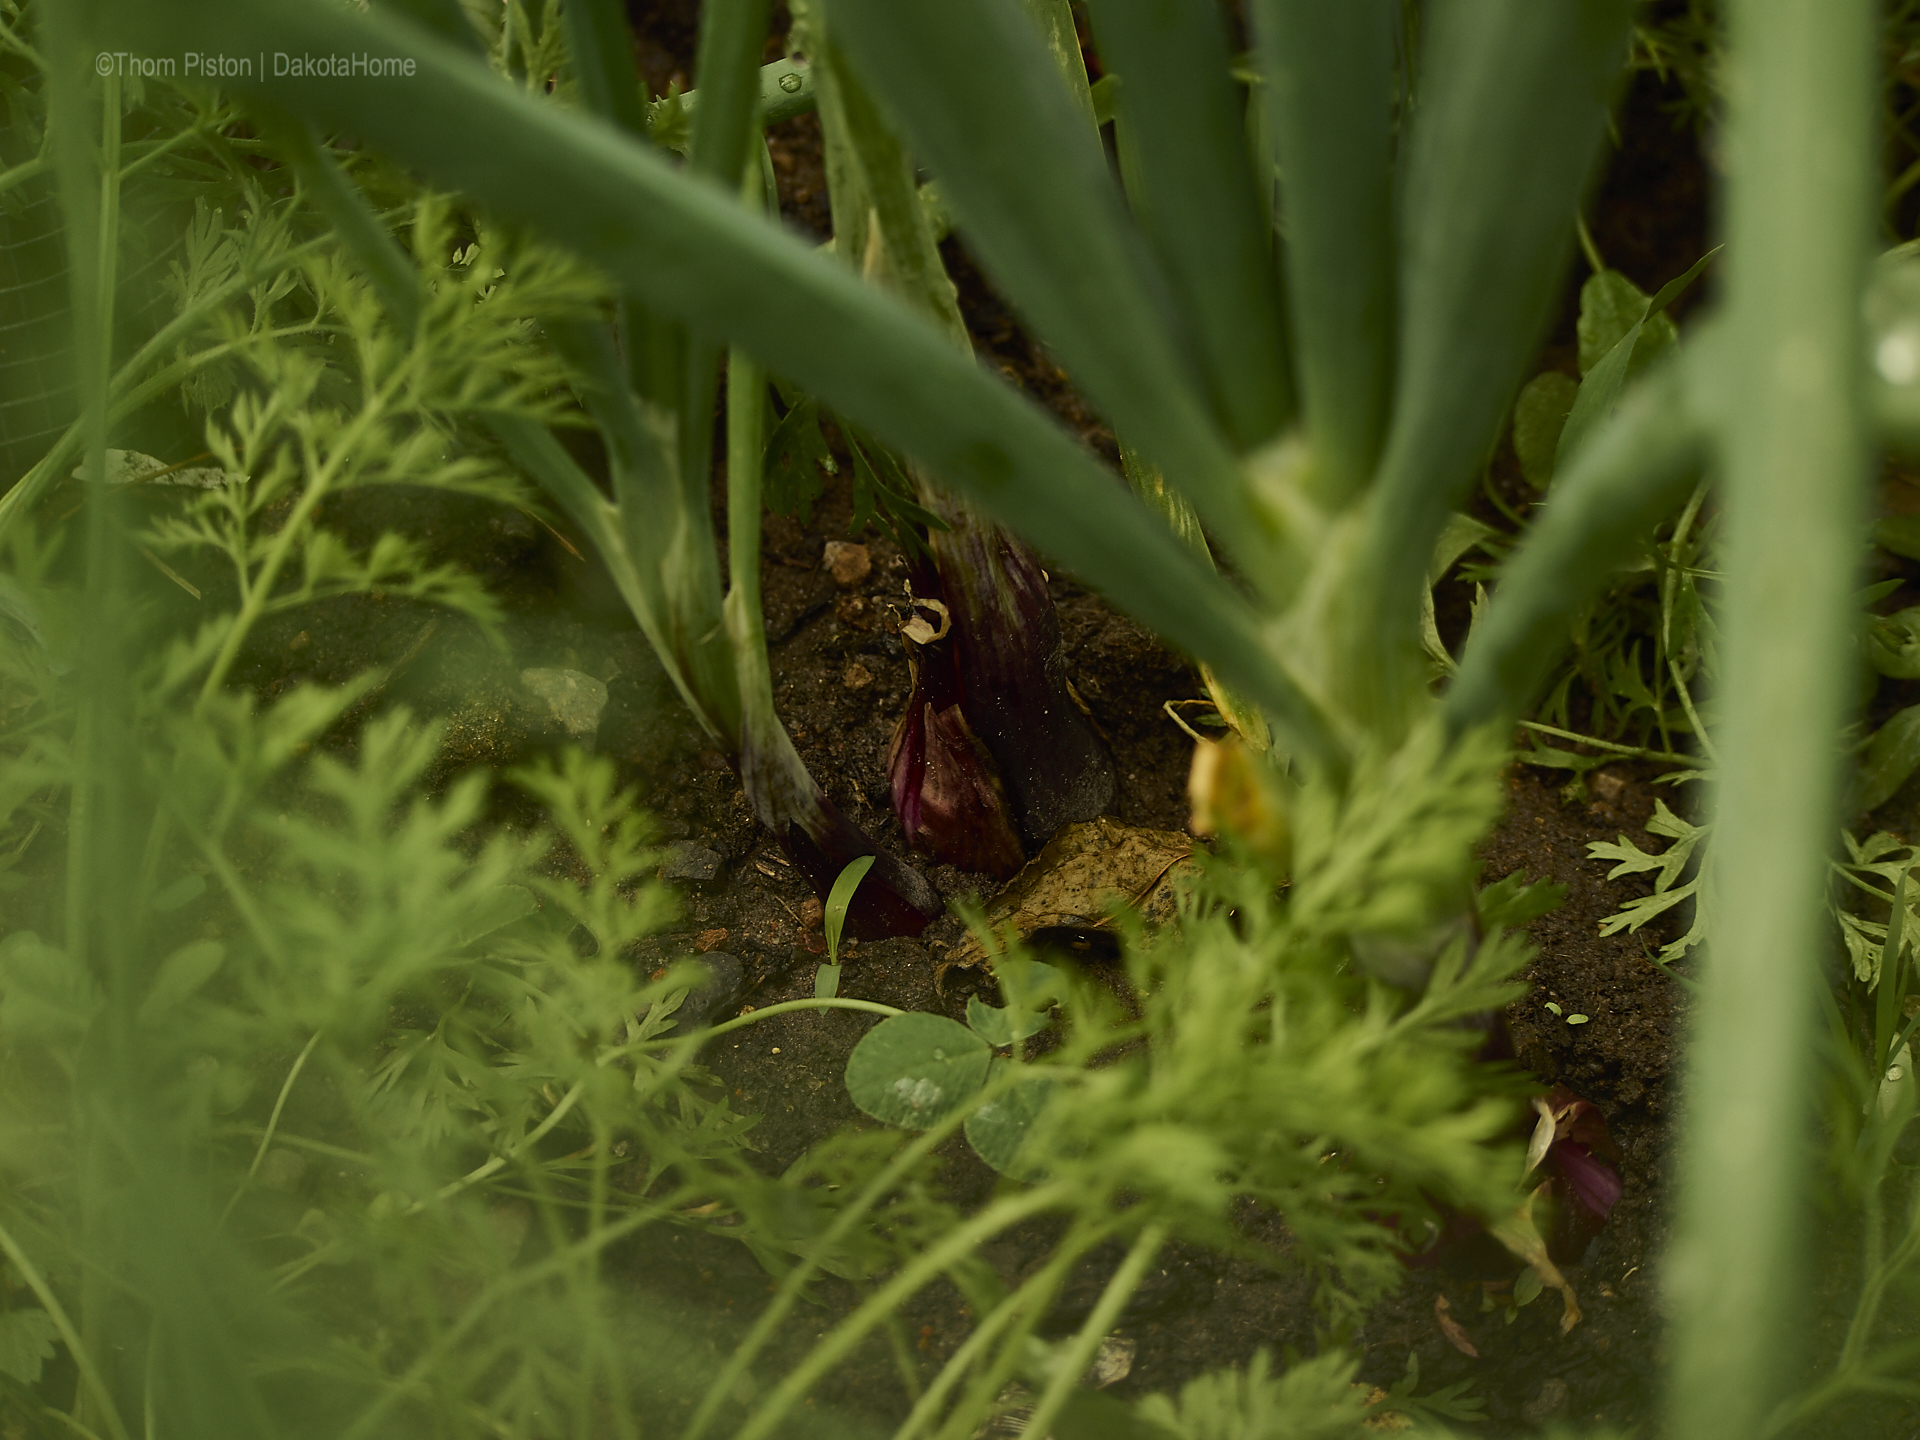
[823,540,872,587]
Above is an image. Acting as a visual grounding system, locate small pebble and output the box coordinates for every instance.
[658,842,723,884]
[823,540,872,588]
[800,897,824,930]
[835,593,876,628]
[843,661,874,691]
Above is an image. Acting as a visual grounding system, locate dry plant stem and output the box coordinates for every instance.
[1014,1221,1168,1440]
[730,1182,1074,1440]
[1665,0,1875,1434]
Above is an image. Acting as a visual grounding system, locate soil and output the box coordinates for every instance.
[210,36,1919,1440]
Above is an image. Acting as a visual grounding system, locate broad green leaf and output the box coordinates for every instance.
[963,1063,1055,1180]
[1874,514,1920,561]
[762,391,832,522]
[1087,0,1293,449]
[1447,353,1706,735]
[1251,0,1397,500]
[1577,269,1677,377]
[823,0,1275,574]
[1851,704,1920,815]
[1867,604,1920,678]
[1475,873,1568,931]
[1559,251,1715,469]
[0,1309,58,1386]
[965,994,1051,1047]
[1513,1265,1544,1307]
[1512,371,1580,488]
[139,940,226,1025]
[1555,305,1644,470]
[844,1013,992,1128]
[1360,0,1631,699]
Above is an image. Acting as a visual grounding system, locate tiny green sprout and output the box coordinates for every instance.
[815,855,877,998]
[1567,1014,1591,1025]
[814,854,877,1007]
[1544,1002,1563,1016]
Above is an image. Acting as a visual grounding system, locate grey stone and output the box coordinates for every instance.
[659,842,723,884]
[666,952,744,1034]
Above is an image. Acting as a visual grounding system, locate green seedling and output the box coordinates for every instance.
[815,853,876,999]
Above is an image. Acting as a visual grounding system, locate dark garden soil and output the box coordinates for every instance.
[216,41,1920,1440]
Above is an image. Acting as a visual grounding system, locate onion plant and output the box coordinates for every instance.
[31,0,1919,1430]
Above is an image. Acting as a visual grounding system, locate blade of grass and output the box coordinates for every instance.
[1084,0,1293,450]
[1665,0,1876,1434]
[823,0,1279,580]
[1355,0,1631,721]
[108,0,1338,767]
[1250,0,1397,505]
